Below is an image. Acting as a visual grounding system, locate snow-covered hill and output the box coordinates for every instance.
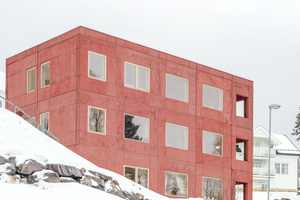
[0,108,203,200]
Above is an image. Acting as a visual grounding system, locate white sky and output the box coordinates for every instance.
[1,0,300,147]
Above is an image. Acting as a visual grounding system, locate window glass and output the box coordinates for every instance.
[89,52,106,81]
[124,166,148,188]
[253,142,260,147]
[125,62,149,92]
[203,85,223,111]
[88,106,105,134]
[138,67,149,91]
[202,177,222,200]
[125,63,136,88]
[275,163,280,174]
[27,68,36,93]
[282,163,288,174]
[41,62,50,87]
[138,169,148,188]
[125,166,136,182]
[166,74,188,102]
[165,172,188,197]
[40,112,49,130]
[166,123,188,150]
[203,131,223,156]
[124,114,149,142]
[254,162,261,168]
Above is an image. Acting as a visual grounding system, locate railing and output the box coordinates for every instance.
[253,167,275,176]
[253,147,276,158]
[0,95,59,142]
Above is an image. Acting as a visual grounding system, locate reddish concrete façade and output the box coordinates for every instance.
[6,26,253,199]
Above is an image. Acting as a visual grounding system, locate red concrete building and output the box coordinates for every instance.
[6,26,253,199]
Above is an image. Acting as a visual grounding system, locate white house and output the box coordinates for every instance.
[0,71,5,108]
[252,126,300,192]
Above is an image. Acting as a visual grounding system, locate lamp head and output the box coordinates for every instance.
[269,104,281,109]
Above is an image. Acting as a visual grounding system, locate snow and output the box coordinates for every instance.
[0,108,203,200]
[253,192,300,200]
[273,134,299,151]
[0,71,5,91]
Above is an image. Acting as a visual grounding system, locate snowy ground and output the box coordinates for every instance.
[0,108,202,200]
[253,192,300,200]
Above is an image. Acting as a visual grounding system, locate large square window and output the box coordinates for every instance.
[202,177,222,200]
[166,74,188,102]
[27,67,36,93]
[41,62,50,88]
[203,131,223,156]
[203,85,223,111]
[124,114,149,142]
[166,123,188,150]
[165,171,188,197]
[124,166,148,188]
[125,62,149,92]
[40,112,49,131]
[88,106,106,134]
[88,51,106,81]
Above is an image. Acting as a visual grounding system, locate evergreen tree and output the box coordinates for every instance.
[291,110,300,141]
[124,115,141,141]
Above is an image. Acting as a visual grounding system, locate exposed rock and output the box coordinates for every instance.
[80,176,92,187]
[88,170,112,181]
[123,191,139,200]
[46,164,82,178]
[85,175,105,187]
[0,162,16,175]
[17,159,45,175]
[60,177,78,183]
[33,170,60,183]
[136,193,144,200]
[0,156,8,165]
[80,167,86,175]
[0,174,20,184]
[107,179,125,199]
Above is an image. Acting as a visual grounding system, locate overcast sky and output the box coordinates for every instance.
[1,0,300,147]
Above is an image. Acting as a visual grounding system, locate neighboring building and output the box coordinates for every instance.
[253,126,300,192]
[0,71,5,108]
[5,26,254,199]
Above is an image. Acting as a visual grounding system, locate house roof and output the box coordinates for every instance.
[254,125,281,146]
[272,134,300,155]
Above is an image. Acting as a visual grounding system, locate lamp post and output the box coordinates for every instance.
[268,104,281,200]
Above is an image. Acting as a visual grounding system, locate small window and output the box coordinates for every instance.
[282,163,288,174]
[88,51,106,81]
[203,131,223,156]
[236,138,247,161]
[41,62,50,88]
[236,95,248,118]
[165,171,188,197]
[27,67,36,93]
[253,141,260,147]
[88,106,106,134]
[166,74,188,102]
[203,85,223,111]
[124,166,148,188]
[202,177,222,200]
[26,117,35,127]
[124,114,149,143]
[40,112,49,130]
[261,183,267,189]
[125,62,149,92]
[275,163,280,174]
[166,123,188,150]
[253,162,261,168]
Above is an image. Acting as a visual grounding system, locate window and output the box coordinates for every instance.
[27,67,36,93]
[26,117,35,127]
[253,141,260,147]
[203,85,223,111]
[166,74,188,102]
[88,51,106,81]
[41,62,50,88]
[236,138,247,161]
[166,123,188,150]
[203,131,223,156]
[0,101,2,107]
[165,171,188,197]
[40,112,49,131]
[125,62,149,92]
[202,177,222,200]
[124,114,149,143]
[236,95,248,118]
[88,106,106,134]
[261,183,267,189]
[253,162,261,168]
[275,163,280,174]
[124,166,148,188]
[282,163,288,174]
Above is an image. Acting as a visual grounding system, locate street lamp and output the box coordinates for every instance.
[267,104,281,200]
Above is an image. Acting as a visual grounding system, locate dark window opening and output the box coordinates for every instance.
[236,138,248,161]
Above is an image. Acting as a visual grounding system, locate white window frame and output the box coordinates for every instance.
[202,130,223,157]
[41,61,50,88]
[166,73,189,102]
[202,176,223,200]
[87,105,106,135]
[275,163,280,174]
[124,113,150,143]
[27,67,36,93]
[281,163,288,175]
[40,112,49,131]
[124,62,150,92]
[124,165,149,188]
[203,84,223,111]
[88,51,107,81]
[165,171,188,197]
[165,122,188,150]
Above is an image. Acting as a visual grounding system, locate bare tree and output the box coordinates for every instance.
[213,135,223,156]
[89,108,105,133]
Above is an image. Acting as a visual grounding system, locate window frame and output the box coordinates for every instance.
[123,113,150,143]
[202,176,223,200]
[88,51,107,81]
[124,61,150,92]
[40,112,49,131]
[165,122,189,150]
[203,84,223,111]
[87,105,106,135]
[27,67,36,93]
[166,73,189,102]
[123,165,149,188]
[253,161,261,168]
[202,130,223,157]
[41,61,50,88]
[165,171,188,197]
[281,163,288,175]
